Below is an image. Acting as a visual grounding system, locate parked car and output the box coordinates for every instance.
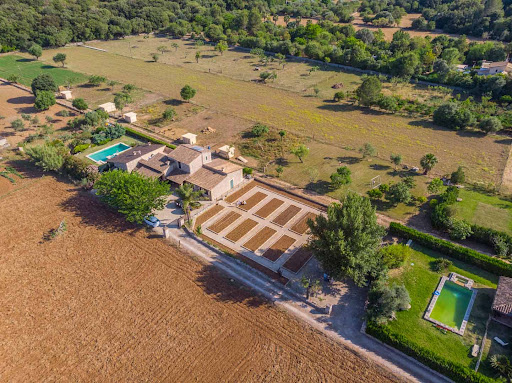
[143,216,160,228]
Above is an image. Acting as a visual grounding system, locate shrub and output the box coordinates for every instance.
[31,74,57,96]
[72,98,88,111]
[330,166,351,188]
[386,182,411,205]
[450,166,465,184]
[471,225,512,257]
[180,84,197,101]
[441,186,459,204]
[11,118,25,131]
[25,143,66,172]
[251,123,269,137]
[162,107,176,120]
[366,322,494,383]
[333,91,345,101]
[432,257,453,272]
[378,183,390,193]
[243,167,253,176]
[448,219,473,240]
[72,144,90,154]
[367,281,410,325]
[380,244,412,269]
[34,91,56,111]
[63,155,89,180]
[478,116,502,134]
[416,195,427,204]
[367,188,383,199]
[56,110,71,117]
[433,102,474,130]
[389,222,512,276]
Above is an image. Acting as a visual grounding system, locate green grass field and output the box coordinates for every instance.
[450,188,512,234]
[386,245,497,373]
[0,55,86,86]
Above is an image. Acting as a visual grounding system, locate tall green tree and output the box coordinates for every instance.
[95,170,169,224]
[34,91,56,111]
[290,144,309,163]
[31,74,57,96]
[52,53,67,67]
[28,43,42,60]
[180,85,197,101]
[356,76,382,106]
[308,193,386,286]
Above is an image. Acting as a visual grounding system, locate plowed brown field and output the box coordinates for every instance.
[0,173,401,382]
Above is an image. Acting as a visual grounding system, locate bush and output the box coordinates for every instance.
[416,195,427,204]
[448,219,473,240]
[471,224,512,257]
[56,110,71,117]
[34,91,56,111]
[330,166,351,188]
[243,167,253,176]
[389,222,512,276]
[433,102,474,130]
[63,155,89,180]
[72,98,88,111]
[31,74,57,96]
[367,281,410,325]
[450,166,465,184]
[432,257,452,272]
[478,116,502,134]
[72,144,90,154]
[11,118,25,131]
[333,91,345,101]
[380,244,412,269]
[367,188,383,199]
[366,322,494,383]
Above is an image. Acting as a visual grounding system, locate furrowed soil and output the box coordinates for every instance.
[0,171,401,382]
[37,47,509,184]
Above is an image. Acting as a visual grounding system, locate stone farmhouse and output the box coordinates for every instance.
[107,143,243,200]
[477,60,512,76]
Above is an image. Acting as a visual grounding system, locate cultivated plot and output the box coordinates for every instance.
[254,198,284,219]
[225,218,258,243]
[290,212,318,235]
[208,211,241,234]
[238,191,267,211]
[242,226,277,252]
[283,246,314,274]
[262,235,297,262]
[272,205,302,227]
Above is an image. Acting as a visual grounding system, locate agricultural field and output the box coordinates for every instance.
[0,169,401,382]
[35,45,509,188]
[386,244,497,374]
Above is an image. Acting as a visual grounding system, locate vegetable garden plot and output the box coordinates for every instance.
[195,205,224,228]
[225,181,257,203]
[242,226,277,252]
[282,246,314,273]
[254,198,284,219]
[238,191,267,211]
[290,212,318,234]
[208,211,241,234]
[262,235,296,262]
[225,218,258,243]
[272,205,301,226]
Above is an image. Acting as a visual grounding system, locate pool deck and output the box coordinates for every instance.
[423,272,477,336]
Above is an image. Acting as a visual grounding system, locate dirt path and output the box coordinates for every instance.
[0,173,402,382]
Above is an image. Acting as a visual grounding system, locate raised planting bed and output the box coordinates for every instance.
[290,212,318,235]
[254,198,284,219]
[238,191,267,211]
[208,211,241,234]
[242,226,277,252]
[282,246,313,273]
[272,205,301,226]
[195,204,224,228]
[262,235,296,262]
[225,181,257,203]
[225,218,258,243]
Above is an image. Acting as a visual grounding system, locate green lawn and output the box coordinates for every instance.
[0,55,86,86]
[450,187,512,234]
[386,244,497,373]
[76,136,145,164]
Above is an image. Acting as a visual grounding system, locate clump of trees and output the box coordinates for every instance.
[95,170,169,223]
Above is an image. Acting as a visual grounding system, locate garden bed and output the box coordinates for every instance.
[262,235,296,262]
[208,211,241,234]
[282,246,313,273]
[195,204,224,228]
[238,191,267,211]
[290,212,318,234]
[254,198,284,219]
[242,226,277,252]
[225,218,258,243]
[272,205,301,226]
[225,181,257,203]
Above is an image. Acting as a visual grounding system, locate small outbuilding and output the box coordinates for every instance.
[123,112,137,123]
[60,90,73,100]
[217,145,235,159]
[492,276,512,328]
[98,102,116,113]
[0,137,8,148]
[181,133,197,145]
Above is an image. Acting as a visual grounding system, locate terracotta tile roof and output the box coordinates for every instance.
[135,164,162,178]
[186,167,226,191]
[167,145,202,164]
[138,153,169,173]
[166,169,190,184]
[493,276,512,315]
[107,144,164,164]
[204,158,242,174]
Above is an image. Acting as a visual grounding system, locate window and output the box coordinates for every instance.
[178,161,181,169]
[230,179,234,189]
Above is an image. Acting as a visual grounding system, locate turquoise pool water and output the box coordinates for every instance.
[87,143,131,163]
[430,281,472,330]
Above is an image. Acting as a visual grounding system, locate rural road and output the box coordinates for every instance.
[160,222,452,383]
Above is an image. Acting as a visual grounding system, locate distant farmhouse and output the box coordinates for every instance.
[107,143,243,200]
[477,60,512,76]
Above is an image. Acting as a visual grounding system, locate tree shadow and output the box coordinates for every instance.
[6,96,34,105]
[59,191,142,235]
[194,264,268,308]
[369,164,391,171]
[16,58,33,63]
[337,156,361,165]
[305,180,331,194]
[164,99,184,106]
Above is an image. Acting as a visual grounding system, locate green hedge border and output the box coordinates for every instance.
[389,222,512,277]
[366,322,494,383]
[124,126,176,149]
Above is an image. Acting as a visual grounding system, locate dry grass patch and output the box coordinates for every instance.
[243,226,277,252]
[225,218,258,242]
[262,235,296,262]
[207,210,240,233]
[272,205,302,226]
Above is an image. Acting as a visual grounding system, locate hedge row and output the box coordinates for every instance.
[124,126,176,149]
[366,322,494,383]
[471,224,512,248]
[389,222,512,277]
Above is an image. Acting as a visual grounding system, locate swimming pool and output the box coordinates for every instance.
[86,143,131,163]
[424,275,477,335]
